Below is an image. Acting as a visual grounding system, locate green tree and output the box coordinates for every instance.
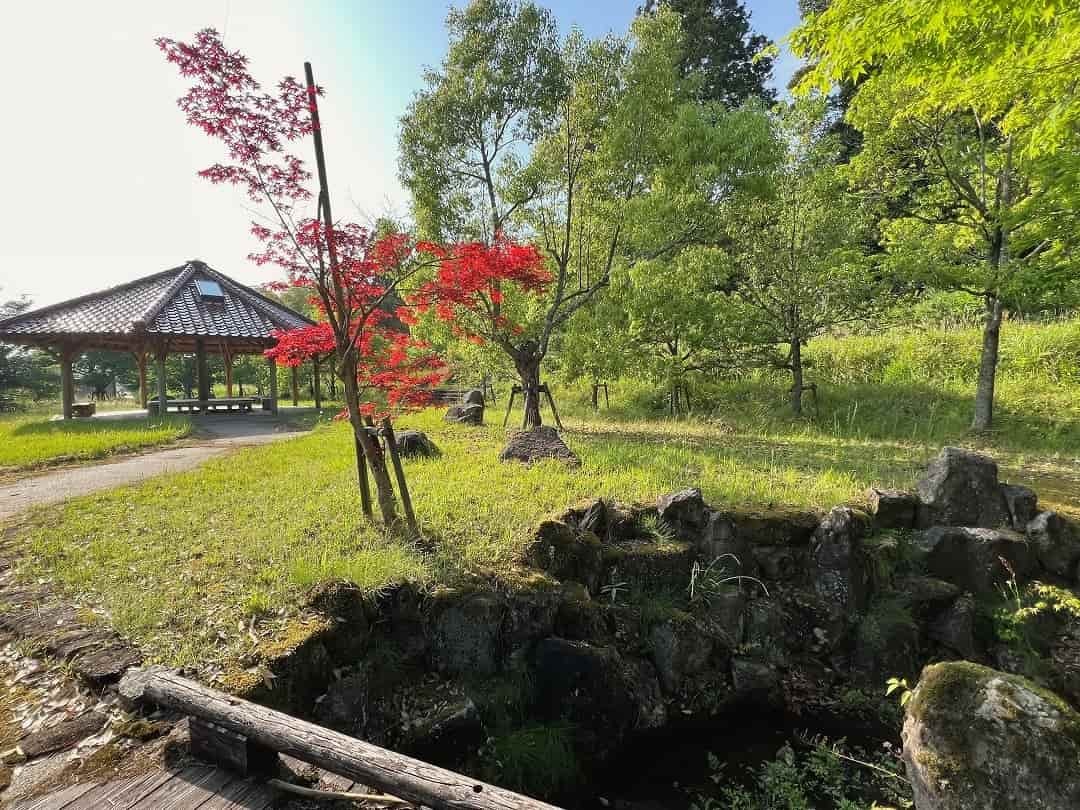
[74,351,138,400]
[0,294,58,401]
[641,0,774,107]
[398,0,563,243]
[718,100,884,415]
[792,0,1080,430]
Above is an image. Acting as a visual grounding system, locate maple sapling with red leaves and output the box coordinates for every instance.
[158,29,444,528]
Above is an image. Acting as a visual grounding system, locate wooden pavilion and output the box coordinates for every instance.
[0,260,314,419]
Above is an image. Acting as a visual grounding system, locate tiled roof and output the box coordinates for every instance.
[0,261,312,346]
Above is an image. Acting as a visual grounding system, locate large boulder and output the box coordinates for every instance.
[533,638,666,747]
[647,613,725,694]
[1027,511,1080,578]
[444,403,484,425]
[523,520,603,593]
[810,506,872,615]
[902,661,1080,810]
[394,430,440,459]
[913,526,1034,596]
[425,588,507,677]
[463,388,486,407]
[916,447,1010,529]
[867,488,918,530]
[499,426,580,467]
[656,489,709,542]
[927,594,979,660]
[1002,484,1039,532]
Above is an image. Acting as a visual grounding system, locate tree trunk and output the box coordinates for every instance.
[790,336,804,416]
[971,295,1003,431]
[342,362,398,524]
[515,353,543,429]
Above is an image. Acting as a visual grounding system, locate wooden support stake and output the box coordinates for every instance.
[119,668,561,810]
[381,418,418,537]
[502,385,520,427]
[541,384,565,431]
[354,434,373,519]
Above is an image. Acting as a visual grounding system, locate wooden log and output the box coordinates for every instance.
[120,668,561,810]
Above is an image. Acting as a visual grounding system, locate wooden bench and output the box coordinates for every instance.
[151,398,259,415]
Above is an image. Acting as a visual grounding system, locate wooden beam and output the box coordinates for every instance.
[119,668,560,810]
[312,356,322,410]
[290,366,299,407]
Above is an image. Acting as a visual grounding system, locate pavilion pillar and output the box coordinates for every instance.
[313,356,322,410]
[224,347,234,398]
[60,347,75,420]
[196,339,210,408]
[155,346,168,418]
[291,366,300,407]
[134,350,148,409]
[267,357,279,415]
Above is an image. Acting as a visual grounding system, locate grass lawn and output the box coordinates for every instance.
[0,415,192,474]
[9,371,1080,669]
[6,319,1080,668]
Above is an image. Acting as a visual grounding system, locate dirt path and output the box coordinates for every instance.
[0,416,307,522]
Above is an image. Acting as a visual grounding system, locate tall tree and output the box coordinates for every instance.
[641,0,774,106]
[0,295,57,401]
[718,99,883,415]
[398,0,563,243]
[403,5,770,426]
[159,30,448,526]
[793,0,1080,430]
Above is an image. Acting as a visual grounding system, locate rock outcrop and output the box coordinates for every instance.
[916,446,1010,528]
[903,662,1080,810]
[394,430,440,458]
[499,426,580,466]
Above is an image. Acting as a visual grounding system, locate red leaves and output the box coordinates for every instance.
[161,29,544,420]
[410,236,551,344]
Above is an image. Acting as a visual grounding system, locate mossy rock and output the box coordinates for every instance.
[903,661,1080,810]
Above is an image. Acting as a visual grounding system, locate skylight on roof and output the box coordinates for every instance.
[195,279,224,301]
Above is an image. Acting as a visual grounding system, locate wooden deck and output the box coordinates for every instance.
[10,763,280,810]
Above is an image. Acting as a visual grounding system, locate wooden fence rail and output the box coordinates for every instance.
[119,667,561,810]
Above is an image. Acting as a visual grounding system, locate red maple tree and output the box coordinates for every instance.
[158,29,550,528]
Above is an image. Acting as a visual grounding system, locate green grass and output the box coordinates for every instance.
[0,415,191,474]
[8,319,1080,667]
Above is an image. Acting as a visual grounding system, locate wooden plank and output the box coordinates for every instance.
[191,776,276,810]
[12,781,98,810]
[135,765,232,810]
[66,769,174,809]
[152,767,235,808]
[121,668,561,810]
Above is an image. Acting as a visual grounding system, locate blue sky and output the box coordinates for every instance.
[0,1,802,307]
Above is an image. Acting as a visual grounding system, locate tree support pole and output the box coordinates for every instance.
[381,418,418,537]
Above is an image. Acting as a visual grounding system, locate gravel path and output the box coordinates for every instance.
[0,416,307,521]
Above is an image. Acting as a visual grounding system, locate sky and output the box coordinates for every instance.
[0,0,802,308]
